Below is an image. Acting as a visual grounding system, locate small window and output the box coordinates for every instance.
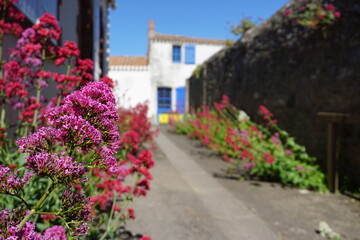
[172,45,181,63]
[185,45,195,64]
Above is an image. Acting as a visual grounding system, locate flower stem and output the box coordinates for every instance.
[99,172,142,240]
[99,191,118,240]
[0,103,5,128]
[32,48,46,128]
[31,85,41,128]
[107,190,117,229]
[0,35,5,128]
[17,180,57,229]
[57,60,71,106]
[0,36,3,78]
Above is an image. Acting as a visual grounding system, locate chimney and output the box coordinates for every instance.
[148,19,155,39]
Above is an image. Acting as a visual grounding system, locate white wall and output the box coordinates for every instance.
[108,67,153,118]
[149,40,225,114]
[108,40,225,123]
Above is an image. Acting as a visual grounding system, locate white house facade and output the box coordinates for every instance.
[109,20,226,123]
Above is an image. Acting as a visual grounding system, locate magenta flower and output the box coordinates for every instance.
[17,127,61,153]
[43,226,67,240]
[26,153,87,183]
[296,165,304,172]
[61,188,92,236]
[244,162,255,170]
[18,81,120,174]
[0,165,33,194]
[0,209,40,239]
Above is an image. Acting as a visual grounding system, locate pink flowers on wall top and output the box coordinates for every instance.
[284,1,341,28]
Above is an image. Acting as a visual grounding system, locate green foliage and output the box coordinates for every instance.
[174,97,327,191]
[229,18,257,36]
[194,64,202,79]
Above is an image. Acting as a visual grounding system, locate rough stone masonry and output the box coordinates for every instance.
[188,0,360,191]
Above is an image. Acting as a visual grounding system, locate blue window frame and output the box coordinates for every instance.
[185,45,195,64]
[172,45,181,63]
[157,88,172,115]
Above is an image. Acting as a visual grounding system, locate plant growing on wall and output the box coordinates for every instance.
[174,95,327,191]
[284,0,341,28]
[229,18,257,36]
[227,16,263,40]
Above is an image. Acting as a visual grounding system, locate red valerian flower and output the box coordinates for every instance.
[55,41,80,66]
[258,105,273,120]
[139,236,152,240]
[134,179,151,197]
[334,11,341,18]
[32,13,61,40]
[71,58,94,84]
[59,41,80,57]
[127,208,136,219]
[100,76,114,88]
[263,152,275,164]
[283,9,292,16]
[41,215,57,221]
[213,95,230,112]
[36,70,52,78]
[325,4,336,12]
[23,43,41,54]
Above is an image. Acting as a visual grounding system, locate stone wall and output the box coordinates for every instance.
[188,0,360,191]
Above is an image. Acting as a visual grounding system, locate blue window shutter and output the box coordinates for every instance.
[176,87,186,114]
[185,45,195,64]
[173,46,181,62]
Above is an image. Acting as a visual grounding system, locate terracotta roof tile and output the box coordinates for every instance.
[109,56,148,66]
[152,33,227,45]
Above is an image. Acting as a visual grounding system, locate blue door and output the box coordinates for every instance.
[176,87,185,114]
[157,87,172,115]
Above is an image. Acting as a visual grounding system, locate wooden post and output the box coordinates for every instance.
[318,112,360,192]
[326,122,338,192]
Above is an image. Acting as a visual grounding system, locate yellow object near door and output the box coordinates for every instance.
[159,113,169,124]
[159,113,183,124]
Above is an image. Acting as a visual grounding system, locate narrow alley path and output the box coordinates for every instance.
[126,129,279,240]
[126,126,360,240]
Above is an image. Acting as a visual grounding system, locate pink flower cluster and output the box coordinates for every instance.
[0,209,66,239]
[61,187,92,236]
[0,165,33,194]
[17,82,121,177]
[13,82,120,235]
[284,1,341,28]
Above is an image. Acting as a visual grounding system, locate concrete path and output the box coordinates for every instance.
[126,131,280,240]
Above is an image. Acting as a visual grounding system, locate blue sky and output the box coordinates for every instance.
[109,0,289,56]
